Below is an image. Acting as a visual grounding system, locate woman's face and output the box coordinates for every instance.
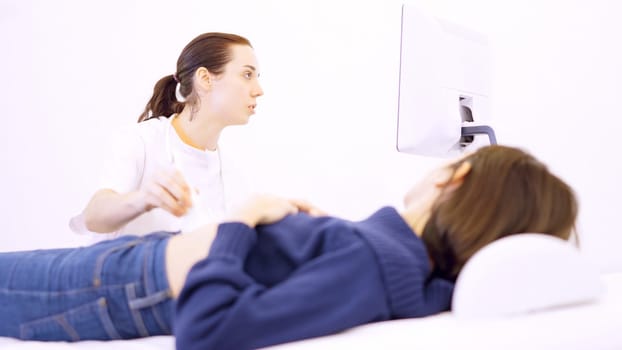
[206,44,264,125]
[403,165,449,211]
[402,156,471,221]
[404,151,476,210]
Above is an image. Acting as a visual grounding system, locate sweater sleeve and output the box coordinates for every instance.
[174,222,389,350]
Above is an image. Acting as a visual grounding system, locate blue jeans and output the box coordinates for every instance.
[0,231,175,341]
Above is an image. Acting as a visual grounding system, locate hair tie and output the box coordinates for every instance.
[173,74,180,83]
[175,82,186,103]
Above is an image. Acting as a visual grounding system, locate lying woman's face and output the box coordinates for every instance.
[403,165,453,211]
[403,152,474,213]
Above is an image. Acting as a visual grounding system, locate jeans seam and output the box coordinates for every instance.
[5,258,18,290]
[18,297,120,341]
[152,311,168,334]
[142,239,171,334]
[96,298,121,340]
[93,240,142,287]
[150,293,172,334]
[126,283,150,337]
[0,282,138,298]
[55,315,80,341]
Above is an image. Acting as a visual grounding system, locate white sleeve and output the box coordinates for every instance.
[97,125,146,194]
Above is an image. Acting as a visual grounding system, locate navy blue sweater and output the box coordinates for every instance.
[175,207,454,350]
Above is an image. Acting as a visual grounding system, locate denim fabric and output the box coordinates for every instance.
[0,231,176,341]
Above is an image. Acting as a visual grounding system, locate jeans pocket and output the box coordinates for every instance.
[20,297,121,341]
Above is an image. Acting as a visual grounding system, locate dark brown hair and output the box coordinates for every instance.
[137,32,252,122]
[422,145,578,281]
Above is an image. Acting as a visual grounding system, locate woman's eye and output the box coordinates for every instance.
[244,72,253,79]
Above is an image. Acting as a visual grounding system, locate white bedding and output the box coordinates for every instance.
[0,336,174,350]
[2,272,621,350]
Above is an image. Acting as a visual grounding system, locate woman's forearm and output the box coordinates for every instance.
[82,189,147,233]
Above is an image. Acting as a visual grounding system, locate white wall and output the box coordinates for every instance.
[1,0,620,272]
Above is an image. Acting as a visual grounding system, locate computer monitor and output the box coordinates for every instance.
[396,4,496,157]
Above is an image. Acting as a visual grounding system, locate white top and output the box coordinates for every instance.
[70,115,248,239]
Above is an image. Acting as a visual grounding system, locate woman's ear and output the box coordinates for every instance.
[194,67,212,91]
[452,161,472,182]
[436,161,472,188]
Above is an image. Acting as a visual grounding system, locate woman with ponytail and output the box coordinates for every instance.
[70,32,263,238]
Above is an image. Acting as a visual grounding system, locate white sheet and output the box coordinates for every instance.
[0,336,173,350]
[2,272,621,350]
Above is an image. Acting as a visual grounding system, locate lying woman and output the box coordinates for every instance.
[0,145,578,350]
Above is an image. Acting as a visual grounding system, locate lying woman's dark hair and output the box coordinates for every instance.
[422,145,578,281]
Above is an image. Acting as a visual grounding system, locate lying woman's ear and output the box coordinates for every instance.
[436,161,472,188]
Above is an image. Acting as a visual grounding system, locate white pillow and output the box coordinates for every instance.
[452,233,604,318]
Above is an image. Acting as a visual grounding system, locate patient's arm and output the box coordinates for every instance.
[174,222,389,350]
[166,194,313,297]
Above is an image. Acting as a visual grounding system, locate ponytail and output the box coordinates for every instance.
[137,74,185,122]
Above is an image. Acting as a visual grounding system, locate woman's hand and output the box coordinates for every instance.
[228,195,327,227]
[139,166,193,216]
[289,199,327,217]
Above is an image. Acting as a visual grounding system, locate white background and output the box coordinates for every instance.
[0,0,620,272]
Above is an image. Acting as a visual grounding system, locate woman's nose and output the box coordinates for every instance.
[253,82,264,97]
